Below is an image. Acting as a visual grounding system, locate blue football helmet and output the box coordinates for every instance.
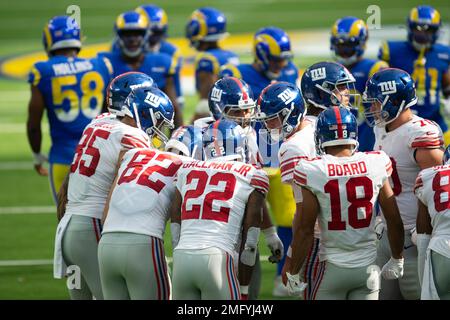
[114,11,149,58]
[107,72,156,116]
[300,61,357,110]
[315,106,359,155]
[203,119,247,162]
[363,68,418,127]
[186,7,228,49]
[124,87,174,143]
[165,125,204,160]
[43,16,81,54]
[254,27,293,80]
[407,5,441,51]
[135,5,168,48]
[330,17,368,67]
[208,77,255,126]
[443,145,450,165]
[257,82,306,141]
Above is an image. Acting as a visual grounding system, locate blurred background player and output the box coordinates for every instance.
[363,68,444,300]
[330,16,388,151]
[186,7,239,121]
[135,4,184,110]
[257,82,316,297]
[414,145,450,300]
[98,88,179,300]
[101,10,182,128]
[170,119,269,300]
[221,27,298,297]
[378,5,450,145]
[27,16,113,204]
[287,107,405,300]
[54,78,173,300]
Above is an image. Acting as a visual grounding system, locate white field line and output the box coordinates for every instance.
[0,162,33,170]
[0,256,271,267]
[0,206,55,214]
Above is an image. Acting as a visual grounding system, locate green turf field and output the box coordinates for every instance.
[0,0,448,300]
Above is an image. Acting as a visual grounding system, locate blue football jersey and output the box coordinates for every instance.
[194,48,239,91]
[28,55,113,164]
[111,40,183,106]
[99,51,177,91]
[220,61,299,167]
[379,41,450,131]
[347,58,388,151]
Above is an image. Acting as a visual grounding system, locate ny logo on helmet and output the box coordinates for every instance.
[278,88,297,105]
[311,67,327,81]
[210,87,223,102]
[144,92,161,108]
[378,81,397,95]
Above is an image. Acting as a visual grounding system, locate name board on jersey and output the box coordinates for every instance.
[210,87,223,102]
[144,92,161,108]
[378,81,396,95]
[310,67,326,81]
[278,88,297,105]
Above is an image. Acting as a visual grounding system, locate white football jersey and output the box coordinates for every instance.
[279,119,316,186]
[175,159,269,256]
[374,115,443,229]
[66,115,151,219]
[293,151,392,268]
[414,165,450,259]
[243,126,263,167]
[103,149,189,239]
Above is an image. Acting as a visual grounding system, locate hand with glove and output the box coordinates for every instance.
[263,226,284,263]
[285,272,307,296]
[381,257,404,280]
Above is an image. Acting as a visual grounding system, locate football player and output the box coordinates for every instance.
[330,16,388,151]
[186,7,239,120]
[414,145,450,299]
[100,11,182,128]
[363,68,444,300]
[170,119,269,300]
[196,77,284,299]
[275,61,357,298]
[220,27,298,296]
[286,107,405,300]
[378,6,450,145]
[98,88,182,300]
[257,82,316,297]
[27,16,113,204]
[53,77,173,300]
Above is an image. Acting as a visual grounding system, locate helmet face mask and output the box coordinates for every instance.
[125,87,175,145]
[254,27,293,80]
[203,120,248,162]
[407,5,441,51]
[330,17,368,67]
[301,61,360,111]
[117,29,147,57]
[362,68,418,128]
[223,104,255,128]
[257,82,306,142]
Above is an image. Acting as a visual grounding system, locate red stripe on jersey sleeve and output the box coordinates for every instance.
[124,134,149,147]
[121,136,148,149]
[411,137,443,149]
[280,156,308,176]
[293,170,307,186]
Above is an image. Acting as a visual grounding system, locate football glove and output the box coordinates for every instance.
[285,272,307,296]
[263,226,284,263]
[381,257,404,280]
